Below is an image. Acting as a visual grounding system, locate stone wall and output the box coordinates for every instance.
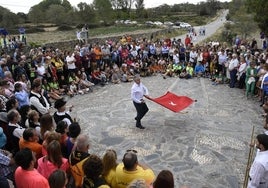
[43,28,178,50]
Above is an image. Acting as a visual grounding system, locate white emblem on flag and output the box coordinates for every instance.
[169,101,177,106]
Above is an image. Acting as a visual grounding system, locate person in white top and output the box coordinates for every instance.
[131,75,150,129]
[66,51,76,74]
[228,53,239,88]
[248,134,268,188]
[218,48,227,74]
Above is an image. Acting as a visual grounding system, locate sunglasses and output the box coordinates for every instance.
[126,149,137,153]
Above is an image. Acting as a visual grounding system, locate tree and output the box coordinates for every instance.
[61,0,72,11]
[76,2,96,24]
[93,0,113,24]
[28,5,46,24]
[135,0,144,18]
[46,4,66,24]
[246,0,268,34]
[110,0,134,16]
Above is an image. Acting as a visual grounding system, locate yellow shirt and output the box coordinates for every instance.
[115,163,155,188]
[104,168,117,188]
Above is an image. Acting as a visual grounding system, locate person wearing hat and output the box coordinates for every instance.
[53,98,73,126]
[248,134,268,188]
[115,150,155,188]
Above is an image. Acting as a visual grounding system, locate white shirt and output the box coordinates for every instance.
[189,50,197,63]
[131,82,149,103]
[228,58,239,71]
[29,91,50,115]
[248,150,268,188]
[8,123,24,138]
[54,111,72,126]
[238,62,247,74]
[66,55,76,70]
[36,65,45,77]
[218,52,227,65]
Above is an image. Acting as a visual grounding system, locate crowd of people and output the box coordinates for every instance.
[0,29,267,187]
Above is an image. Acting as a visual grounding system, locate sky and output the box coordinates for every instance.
[0,0,231,14]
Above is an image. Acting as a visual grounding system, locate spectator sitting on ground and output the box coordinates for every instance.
[102,149,118,188]
[69,134,91,188]
[194,61,205,77]
[48,77,65,96]
[82,154,110,188]
[58,75,74,97]
[121,64,134,82]
[162,61,174,79]
[111,68,121,84]
[212,72,224,86]
[91,68,107,86]
[69,80,78,95]
[76,70,93,93]
[42,78,62,101]
[115,150,155,188]
[37,140,69,179]
[19,128,42,159]
[14,148,50,188]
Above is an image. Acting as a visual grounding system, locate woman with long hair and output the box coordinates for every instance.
[102,149,118,188]
[37,140,69,179]
[40,113,54,140]
[152,170,174,188]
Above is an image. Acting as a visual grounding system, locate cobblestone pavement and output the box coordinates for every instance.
[67,75,264,188]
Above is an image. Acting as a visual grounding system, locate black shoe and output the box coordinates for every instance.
[136,125,145,129]
[135,117,137,120]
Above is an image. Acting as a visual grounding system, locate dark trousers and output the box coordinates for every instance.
[133,101,149,126]
[230,69,237,88]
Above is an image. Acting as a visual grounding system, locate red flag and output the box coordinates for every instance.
[148,91,194,113]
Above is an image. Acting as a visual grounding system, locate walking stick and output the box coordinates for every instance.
[243,125,255,188]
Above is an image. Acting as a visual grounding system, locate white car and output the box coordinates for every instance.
[164,21,174,26]
[154,21,163,26]
[180,22,192,28]
[145,21,154,26]
[124,20,132,24]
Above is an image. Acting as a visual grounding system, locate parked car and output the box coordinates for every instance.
[172,22,181,29]
[145,21,154,26]
[124,20,132,24]
[180,22,192,28]
[153,21,163,25]
[164,21,174,26]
